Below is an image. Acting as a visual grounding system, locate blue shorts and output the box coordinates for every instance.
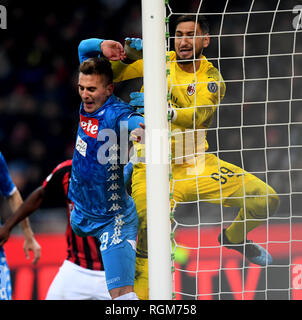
[0,248,12,300]
[70,203,138,291]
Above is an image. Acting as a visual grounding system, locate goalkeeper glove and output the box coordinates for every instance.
[130,92,144,114]
[129,91,177,121]
[168,103,177,122]
[124,37,143,60]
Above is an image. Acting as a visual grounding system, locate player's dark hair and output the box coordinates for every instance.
[175,15,210,34]
[79,57,113,85]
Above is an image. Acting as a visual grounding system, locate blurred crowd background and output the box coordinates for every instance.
[0,0,301,232]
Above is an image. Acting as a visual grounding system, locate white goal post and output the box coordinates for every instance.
[141,0,172,300]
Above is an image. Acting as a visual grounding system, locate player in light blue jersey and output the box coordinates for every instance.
[68,42,144,300]
[0,152,41,300]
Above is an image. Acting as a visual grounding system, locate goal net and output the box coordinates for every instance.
[161,0,302,300]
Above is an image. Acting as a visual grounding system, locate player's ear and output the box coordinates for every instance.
[106,83,114,96]
[202,34,210,48]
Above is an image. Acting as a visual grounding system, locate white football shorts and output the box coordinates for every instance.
[46,260,111,300]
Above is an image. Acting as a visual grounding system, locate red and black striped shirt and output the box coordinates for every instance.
[42,160,104,271]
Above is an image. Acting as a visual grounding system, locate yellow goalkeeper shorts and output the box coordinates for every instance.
[132,153,258,212]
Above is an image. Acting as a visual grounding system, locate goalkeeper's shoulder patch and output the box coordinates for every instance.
[207,81,218,94]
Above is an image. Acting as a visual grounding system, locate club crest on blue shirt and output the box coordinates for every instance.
[187,83,196,96]
[207,81,218,93]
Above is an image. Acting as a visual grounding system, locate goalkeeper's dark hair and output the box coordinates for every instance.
[79,57,113,85]
[175,15,210,34]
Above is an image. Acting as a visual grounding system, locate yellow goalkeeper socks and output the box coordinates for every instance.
[225,208,265,243]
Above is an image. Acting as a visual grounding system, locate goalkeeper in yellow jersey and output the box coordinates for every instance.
[78,15,280,300]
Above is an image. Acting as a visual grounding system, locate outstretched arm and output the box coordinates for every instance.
[78,38,126,63]
[8,189,41,264]
[0,152,41,263]
[0,187,44,263]
[79,38,144,82]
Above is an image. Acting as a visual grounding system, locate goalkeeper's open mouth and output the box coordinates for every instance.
[178,47,193,58]
[180,47,192,52]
